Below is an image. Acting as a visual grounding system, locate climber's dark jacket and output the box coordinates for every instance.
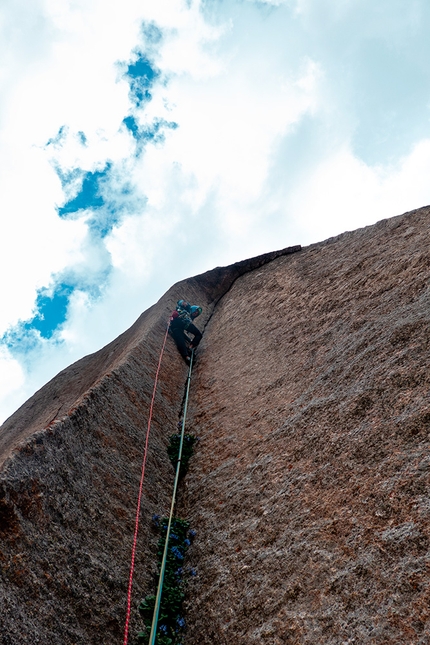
[170,301,202,361]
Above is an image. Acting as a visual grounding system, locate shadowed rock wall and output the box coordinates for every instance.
[0,246,299,644]
[182,206,430,644]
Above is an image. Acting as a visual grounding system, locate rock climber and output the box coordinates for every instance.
[170,299,203,363]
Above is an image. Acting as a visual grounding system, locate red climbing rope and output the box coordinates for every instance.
[123,320,171,645]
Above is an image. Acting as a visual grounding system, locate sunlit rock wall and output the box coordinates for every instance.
[182,206,430,644]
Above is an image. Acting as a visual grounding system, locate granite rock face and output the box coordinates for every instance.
[1,206,429,645]
[183,206,430,644]
[0,246,299,643]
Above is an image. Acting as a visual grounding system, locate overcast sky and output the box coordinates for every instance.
[1,0,430,424]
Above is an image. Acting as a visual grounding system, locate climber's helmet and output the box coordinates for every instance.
[189,306,202,319]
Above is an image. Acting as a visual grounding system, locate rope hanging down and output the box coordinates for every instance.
[148,349,195,645]
[123,321,171,645]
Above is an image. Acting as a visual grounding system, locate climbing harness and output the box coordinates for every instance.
[123,321,171,645]
[148,349,194,645]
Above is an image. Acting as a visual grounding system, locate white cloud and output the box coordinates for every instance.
[0,347,24,397]
[286,139,430,244]
[0,144,87,332]
[1,0,430,424]
[0,345,27,423]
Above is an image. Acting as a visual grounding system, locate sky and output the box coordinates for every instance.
[1,0,430,424]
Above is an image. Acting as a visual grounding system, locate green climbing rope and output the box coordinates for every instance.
[148,350,195,645]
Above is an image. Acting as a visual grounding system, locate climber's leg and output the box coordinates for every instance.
[187,323,202,348]
[170,327,191,360]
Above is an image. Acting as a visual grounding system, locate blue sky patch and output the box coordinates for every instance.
[77,131,87,145]
[123,116,178,145]
[126,53,159,107]
[350,38,430,164]
[46,125,68,147]
[58,163,111,217]
[25,283,74,339]
[123,115,140,138]
[56,160,142,237]
[3,267,112,354]
[46,127,87,149]
[141,118,178,143]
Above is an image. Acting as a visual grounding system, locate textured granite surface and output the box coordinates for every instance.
[1,206,429,644]
[0,246,299,643]
[183,206,430,644]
